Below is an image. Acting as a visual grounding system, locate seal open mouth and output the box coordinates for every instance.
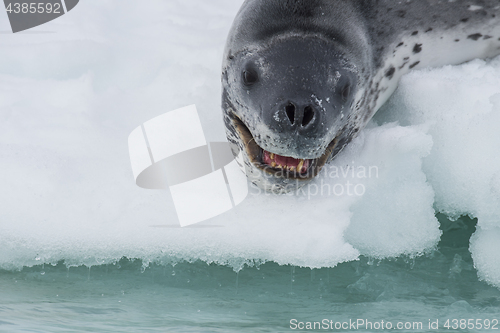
[230,112,338,181]
[262,150,310,174]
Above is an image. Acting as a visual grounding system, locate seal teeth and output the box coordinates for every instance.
[297,159,304,171]
[261,149,313,174]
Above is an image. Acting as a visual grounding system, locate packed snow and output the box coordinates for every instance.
[0,0,498,288]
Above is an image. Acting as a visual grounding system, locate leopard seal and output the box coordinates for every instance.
[222,0,500,193]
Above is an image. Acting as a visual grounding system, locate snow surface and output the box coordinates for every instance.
[0,0,498,288]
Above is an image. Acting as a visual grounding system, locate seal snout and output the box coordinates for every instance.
[265,97,332,160]
[283,102,316,128]
[275,99,323,140]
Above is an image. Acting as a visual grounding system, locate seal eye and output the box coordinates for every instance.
[242,69,258,86]
[341,83,351,101]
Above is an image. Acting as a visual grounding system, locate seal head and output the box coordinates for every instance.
[224,36,360,192]
[222,1,372,193]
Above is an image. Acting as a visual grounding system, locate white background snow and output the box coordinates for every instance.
[0,0,499,288]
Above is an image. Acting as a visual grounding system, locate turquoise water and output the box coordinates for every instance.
[1,215,499,332]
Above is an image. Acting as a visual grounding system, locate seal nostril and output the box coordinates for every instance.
[285,103,296,125]
[302,106,315,126]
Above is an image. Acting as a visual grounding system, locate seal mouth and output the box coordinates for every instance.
[230,112,338,181]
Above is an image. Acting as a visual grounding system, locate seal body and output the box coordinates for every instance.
[222,0,500,193]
